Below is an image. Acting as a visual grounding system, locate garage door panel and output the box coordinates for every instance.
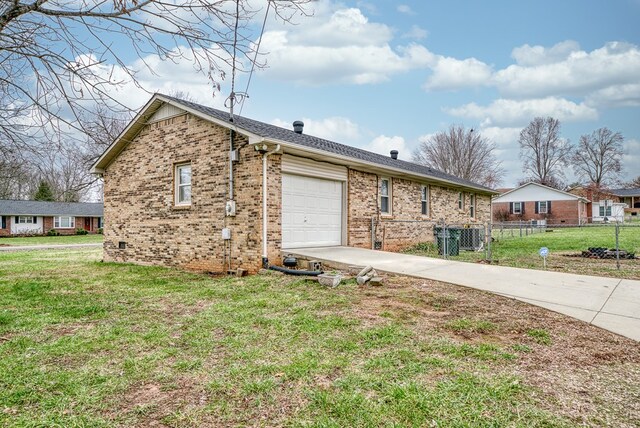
[282,174,342,249]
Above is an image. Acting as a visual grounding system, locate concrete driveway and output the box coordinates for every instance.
[286,246,640,341]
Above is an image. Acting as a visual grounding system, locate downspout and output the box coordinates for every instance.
[262,144,280,267]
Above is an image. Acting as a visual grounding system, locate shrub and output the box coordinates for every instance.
[97,227,103,234]
[47,229,60,236]
[75,228,88,235]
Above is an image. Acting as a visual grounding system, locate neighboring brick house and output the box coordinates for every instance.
[0,200,103,236]
[567,185,628,222]
[92,93,496,273]
[610,188,640,219]
[492,182,589,225]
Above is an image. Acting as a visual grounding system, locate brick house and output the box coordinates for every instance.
[492,182,589,225]
[92,94,496,273]
[0,200,103,236]
[567,185,629,222]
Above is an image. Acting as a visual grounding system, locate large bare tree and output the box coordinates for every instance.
[1,0,309,150]
[518,117,572,189]
[412,125,504,188]
[572,127,624,187]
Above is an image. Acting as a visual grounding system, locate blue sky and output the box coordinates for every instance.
[106,0,640,187]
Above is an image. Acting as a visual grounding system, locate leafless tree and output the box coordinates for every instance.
[518,117,572,189]
[572,127,624,188]
[1,0,310,150]
[623,176,640,189]
[412,125,504,188]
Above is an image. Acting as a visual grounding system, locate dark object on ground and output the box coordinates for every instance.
[579,247,636,259]
[268,265,323,276]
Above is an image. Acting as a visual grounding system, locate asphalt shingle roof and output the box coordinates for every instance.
[610,188,640,197]
[161,94,495,193]
[0,200,103,217]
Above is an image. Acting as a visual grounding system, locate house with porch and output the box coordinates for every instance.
[92,93,497,273]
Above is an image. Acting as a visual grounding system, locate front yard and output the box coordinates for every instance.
[0,234,103,246]
[1,248,639,426]
[406,225,640,279]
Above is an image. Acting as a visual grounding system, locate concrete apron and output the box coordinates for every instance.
[284,246,640,342]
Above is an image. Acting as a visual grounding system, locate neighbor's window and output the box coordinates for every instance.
[599,204,612,217]
[469,193,476,218]
[380,178,391,214]
[175,163,192,206]
[538,200,548,214]
[54,216,75,228]
[421,185,429,216]
[513,202,522,214]
[18,216,35,224]
[458,192,465,210]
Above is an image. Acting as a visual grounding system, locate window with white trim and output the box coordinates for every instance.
[538,200,548,214]
[513,202,522,214]
[175,163,192,206]
[599,204,612,217]
[458,192,465,210]
[18,216,35,224]
[421,185,429,216]
[54,216,75,228]
[380,178,391,214]
[469,193,476,218]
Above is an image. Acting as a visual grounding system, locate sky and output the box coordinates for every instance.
[102,0,640,187]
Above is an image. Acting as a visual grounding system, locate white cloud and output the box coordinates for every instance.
[511,40,580,66]
[402,24,428,40]
[424,57,493,90]
[586,83,640,107]
[397,4,415,15]
[271,116,360,142]
[446,97,598,126]
[259,7,435,85]
[479,126,522,147]
[621,138,640,179]
[363,135,409,159]
[494,41,640,99]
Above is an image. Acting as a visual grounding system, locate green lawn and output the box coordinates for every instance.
[1,248,638,427]
[406,225,640,279]
[0,234,103,246]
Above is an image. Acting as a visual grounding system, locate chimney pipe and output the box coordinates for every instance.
[293,121,304,134]
[390,150,398,160]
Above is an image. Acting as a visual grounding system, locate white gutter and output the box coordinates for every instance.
[262,144,281,265]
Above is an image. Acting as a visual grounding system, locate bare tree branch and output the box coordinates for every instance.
[412,125,504,188]
[572,127,624,188]
[518,117,572,189]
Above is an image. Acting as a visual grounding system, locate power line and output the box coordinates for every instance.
[238,1,271,116]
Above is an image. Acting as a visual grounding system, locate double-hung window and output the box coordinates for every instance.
[513,202,522,214]
[538,201,548,214]
[458,192,465,210]
[18,216,35,224]
[421,185,429,216]
[175,163,192,206]
[469,193,476,218]
[380,178,391,215]
[54,216,75,228]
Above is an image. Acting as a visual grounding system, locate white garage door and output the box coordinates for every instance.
[282,174,343,249]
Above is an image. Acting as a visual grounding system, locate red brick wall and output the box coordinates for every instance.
[492,200,586,224]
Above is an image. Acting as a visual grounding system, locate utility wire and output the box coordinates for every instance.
[238,0,271,116]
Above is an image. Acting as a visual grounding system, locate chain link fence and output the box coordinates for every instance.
[373,217,640,279]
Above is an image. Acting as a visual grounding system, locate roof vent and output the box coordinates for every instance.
[390,150,398,160]
[293,121,304,134]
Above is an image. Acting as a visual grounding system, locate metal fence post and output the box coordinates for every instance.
[371,217,375,250]
[519,220,523,238]
[486,222,492,263]
[615,222,620,271]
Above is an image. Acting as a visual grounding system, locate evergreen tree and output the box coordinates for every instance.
[33,181,55,201]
